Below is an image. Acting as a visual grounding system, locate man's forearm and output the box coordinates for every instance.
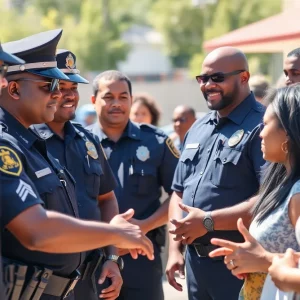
[144,197,170,232]
[212,195,258,230]
[168,192,183,253]
[98,191,120,255]
[7,205,125,253]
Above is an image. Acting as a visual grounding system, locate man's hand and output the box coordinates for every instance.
[129,218,150,234]
[98,260,123,300]
[165,250,185,291]
[268,248,298,292]
[209,218,270,277]
[109,209,154,260]
[169,203,207,244]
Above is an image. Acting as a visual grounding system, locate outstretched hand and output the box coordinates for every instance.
[209,218,269,277]
[110,209,154,260]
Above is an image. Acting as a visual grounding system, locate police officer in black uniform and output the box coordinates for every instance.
[32,49,123,300]
[0,42,25,300]
[0,30,154,300]
[167,47,266,300]
[87,70,179,300]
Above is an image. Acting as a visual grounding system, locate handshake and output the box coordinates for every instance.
[109,208,154,260]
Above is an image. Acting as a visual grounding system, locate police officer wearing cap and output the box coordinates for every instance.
[32,49,123,300]
[0,30,154,300]
[87,70,179,300]
[0,42,25,300]
[167,47,266,300]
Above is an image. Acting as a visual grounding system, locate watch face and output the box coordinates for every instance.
[118,257,124,271]
[204,218,213,231]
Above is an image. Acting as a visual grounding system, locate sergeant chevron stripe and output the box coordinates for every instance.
[16,179,37,202]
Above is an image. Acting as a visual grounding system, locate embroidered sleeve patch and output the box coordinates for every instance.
[0,146,22,176]
[166,138,180,158]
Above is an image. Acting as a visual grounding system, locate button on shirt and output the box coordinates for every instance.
[87,121,179,289]
[172,93,266,243]
[32,121,117,222]
[87,121,179,219]
[0,108,81,277]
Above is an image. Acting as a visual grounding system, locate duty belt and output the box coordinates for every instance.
[3,258,81,300]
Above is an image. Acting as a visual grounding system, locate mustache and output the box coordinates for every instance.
[109,109,124,113]
[47,100,57,106]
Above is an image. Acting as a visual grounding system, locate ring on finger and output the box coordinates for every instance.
[229,259,235,268]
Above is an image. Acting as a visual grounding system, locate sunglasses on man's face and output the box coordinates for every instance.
[11,78,60,92]
[0,64,8,78]
[195,70,245,84]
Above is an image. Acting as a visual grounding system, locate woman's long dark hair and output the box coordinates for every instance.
[252,84,300,223]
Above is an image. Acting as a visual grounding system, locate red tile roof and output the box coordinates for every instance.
[203,10,300,52]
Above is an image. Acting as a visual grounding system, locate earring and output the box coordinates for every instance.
[281,142,288,154]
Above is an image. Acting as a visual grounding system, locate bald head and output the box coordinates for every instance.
[173,105,196,142]
[173,105,196,118]
[199,47,251,116]
[203,47,249,72]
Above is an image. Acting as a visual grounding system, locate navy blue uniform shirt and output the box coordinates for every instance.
[172,93,266,244]
[87,121,178,218]
[32,121,117,222]
[87,121,179,289]
[0,108,82,278]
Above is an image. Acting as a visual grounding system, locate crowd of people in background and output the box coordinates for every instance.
[2,28,300,300]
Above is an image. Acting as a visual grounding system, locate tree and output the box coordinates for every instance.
[149,0,204,67]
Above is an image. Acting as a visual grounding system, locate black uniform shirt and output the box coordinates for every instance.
[32,121,117,221]
[0,108,81,277]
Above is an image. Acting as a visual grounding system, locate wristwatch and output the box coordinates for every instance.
[203,211,214,232]
[106,254,124,271]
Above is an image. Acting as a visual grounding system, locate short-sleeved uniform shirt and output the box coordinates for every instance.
[87,120,179,288]
[172,93,266,244]
[32,121,117,222]
[0,108,82,278]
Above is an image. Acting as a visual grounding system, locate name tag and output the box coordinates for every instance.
[35,167,52,178]
[186,143,200,149]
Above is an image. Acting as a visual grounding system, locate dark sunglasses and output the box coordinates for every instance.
[195,70,245,84]
[11,78,60,92]
[0,64,8,78]
[172,117,187,123]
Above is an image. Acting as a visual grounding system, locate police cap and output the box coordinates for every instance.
[2,29,69,80]
[0,43,24,65]
[56,49,89,84]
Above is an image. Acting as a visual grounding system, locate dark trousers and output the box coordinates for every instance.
[186,246,243,300]
[118,285,164,300]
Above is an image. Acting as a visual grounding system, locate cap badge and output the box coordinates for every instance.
[228,129,244,147]
[65,53,75,69]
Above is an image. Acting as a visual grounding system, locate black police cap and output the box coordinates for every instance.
[56,49,89,84]
[2,29,69,80]
[0,43,24,65]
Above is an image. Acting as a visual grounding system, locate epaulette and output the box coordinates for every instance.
[140,123,166,136]
[71,121,84,128]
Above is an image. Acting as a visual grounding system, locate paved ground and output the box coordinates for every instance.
[163,278,188,300]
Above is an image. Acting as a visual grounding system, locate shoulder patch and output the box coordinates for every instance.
[0,146,22,176]
[166,138,180,158]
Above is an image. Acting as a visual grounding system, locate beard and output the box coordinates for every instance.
[203,82,238,111]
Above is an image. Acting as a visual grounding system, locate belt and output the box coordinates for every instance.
[43,270,81,299]
[190,243,223,260]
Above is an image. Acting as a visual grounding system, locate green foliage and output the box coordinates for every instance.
[188,0,282,75]
[0,0,128,71]
[149,0,204,67]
